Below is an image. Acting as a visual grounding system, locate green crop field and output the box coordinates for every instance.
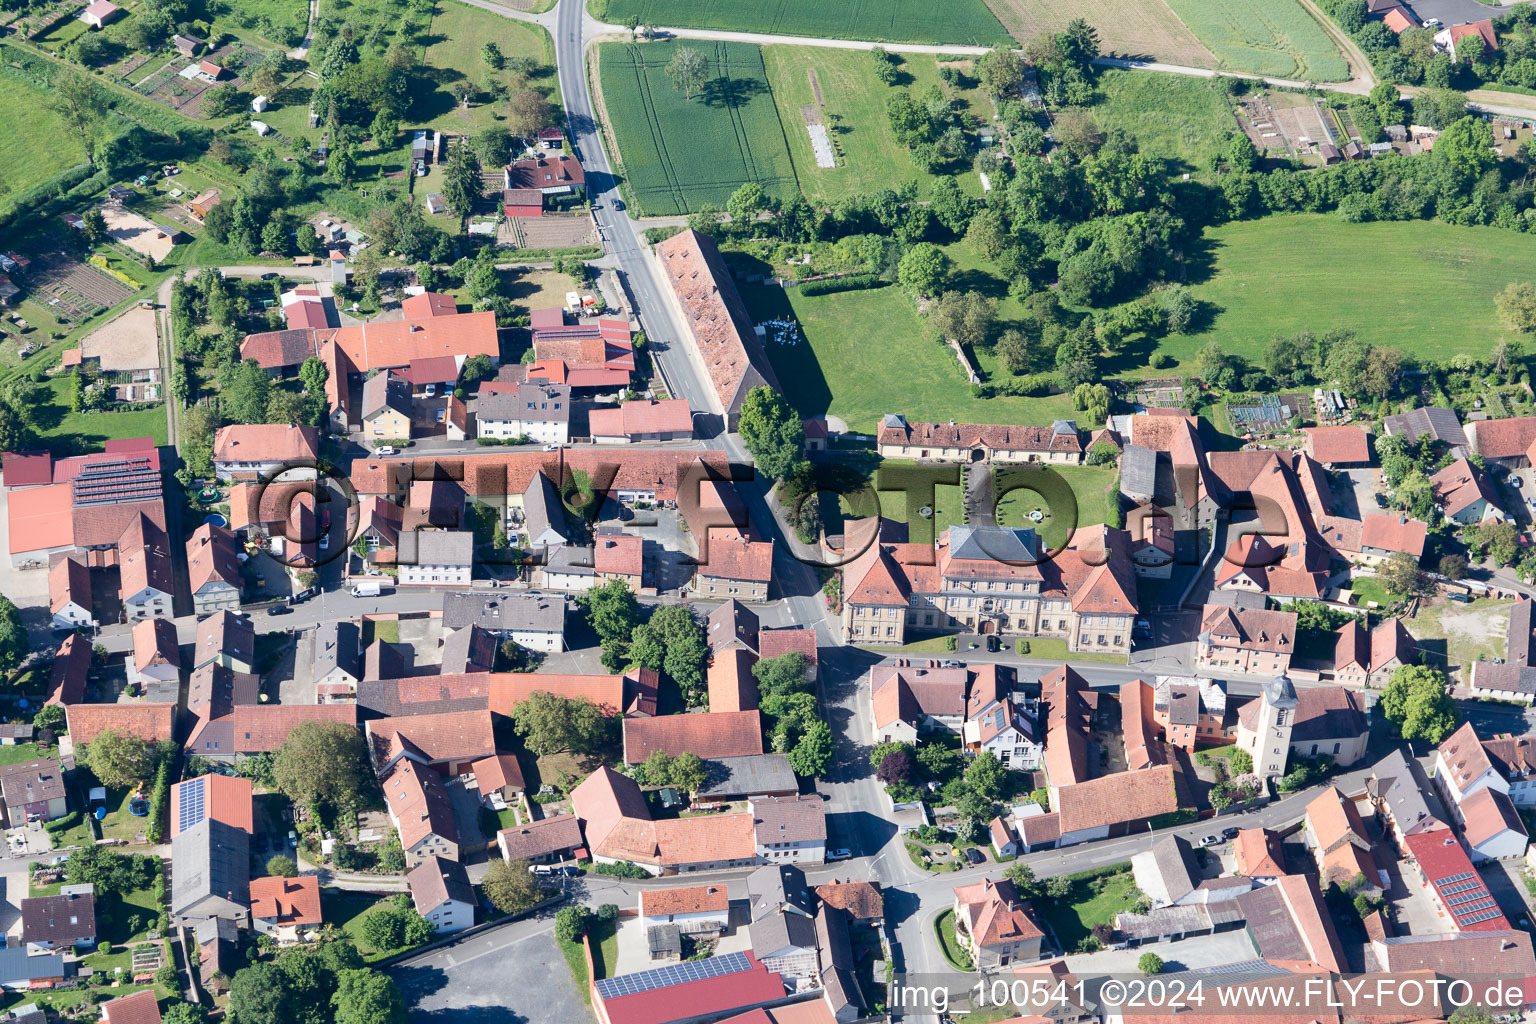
[763,47,989,201]
[1162,0,1346,80]
[1080,69,1239,172]
[1149,215,1536,372]
[740,282,1075,435]
[600,41,800,217]
[602,0,1009,46]
[0,78,88,217]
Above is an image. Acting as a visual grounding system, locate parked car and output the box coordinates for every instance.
[260,272,279,280]
[965,847,985,865]
[1515,476,1524,488]
[1222,826,1241,840]
[267,605,292,616]
[543,444,560,451]
[288,830,298,847]
[827,848,853,862]
[373,446,397,456]
[1198,834,1221,847]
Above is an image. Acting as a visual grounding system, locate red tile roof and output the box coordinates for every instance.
[471,753,524,793]
[66,703,176,746]
[384,758,457,852]
[879,418,1083,455]
[815,881,883,920]
[1470,415,1536,458]
[1303,426,1370,465]
[1360,512,1428,558]
[1056,765,1177,834]
[595,532,643,578]
[1,451,53,487]
[366,710,496,767]
[186,522,242,595]
[46,635,91,706]
[757,629,816,666]
[1233,828,1287,877]
[132,617,179,673]
[213,424,320,464]
[232,704,356,753]
[50,555,89,616]
[594,954,785,1024]
[707,649,758,714]
[488,673,625,716]
[250,875,322,926]
[697,530,773,583]
[323,311,499,373]
[102,989,161,1024]
[1201,604,1296,654]
[588,398,694,439]
[640,884,729,918]
[623,711,763,763]
[171,774,253,835]
[1431,458,1498,519]
[401,292,459,319]
[505,154,585,189]
[655,230,780,418]
[1404,829,1510,931]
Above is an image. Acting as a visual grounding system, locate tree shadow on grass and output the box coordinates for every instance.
[947,266,1009,301]
[699,75,766,110]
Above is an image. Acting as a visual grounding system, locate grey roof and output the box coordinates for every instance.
[646,923,682,957]
[479,381,572,424]
[1233,883,1309,963]
[751,794,826,846]
[0,948,64,984]
[748,908,817,959]
[363,370,412,420]
[0,758,65,809]
[20,890,95,945]
[544,545,596,576]
[1383,406,1467,449]
[745,863,813,921]
[356,678,489,719]
[441,623,496,674]
[696,753,798,800]
[171,818,250,915]
[443,592,566,633]
[707,599,759,654]
[314,620,362,682]
[1366,747,1446,837]
[193,916,238,945]
[408,855,475,915]
[397,530,474,568]
[364,640,412,682]
[523,471,570,546]
[1121,443,1157,499]
[949,525,1038,563]
[1132,835,1198,907]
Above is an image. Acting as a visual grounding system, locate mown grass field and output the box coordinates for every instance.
[418,1,555,134]
[1081,69,1238,172]
[996,464,1119,549]
[740,282,1076,435]
[0,78,88,219]
[762,47,989,201]
[601,40,799,216]
[983,0,1214,66]
[1149,215,1536,373]
[1162,0,1347,80]
[602,0,1009,45]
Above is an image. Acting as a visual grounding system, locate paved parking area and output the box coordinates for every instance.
[392,923,591,1024]
[1065,931,1258,974]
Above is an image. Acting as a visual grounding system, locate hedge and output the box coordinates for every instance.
[796,274,882,297]
[145,756,173,843]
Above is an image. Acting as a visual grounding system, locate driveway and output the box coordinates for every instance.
[1407,0,1511,27]
[391,918,591,1024]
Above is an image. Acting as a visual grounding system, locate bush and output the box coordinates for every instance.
[597,903,619,922]
[555,905,590,943]
[797,274,881,296]
[154,963,178,989]
[1139,952,1165,975]
[145,756,173,844]
[265,855,298,877]
[591,859,651,878]
[1150,353,1175,369]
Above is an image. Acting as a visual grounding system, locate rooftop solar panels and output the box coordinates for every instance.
[593,951,752,1000]
[178,776,206,831]
[1461,907,1506,925]
[1433,872,1475,887]
[1446,890,1493,908]
[71,456,161,507]
[1441,879,1483,897]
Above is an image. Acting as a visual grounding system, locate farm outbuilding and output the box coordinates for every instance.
[503,188,543,218]
[79,1,120,27]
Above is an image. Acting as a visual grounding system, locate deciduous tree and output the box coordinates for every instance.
[484,858,544,913]
[1380,664,1458,743]
[333,969,407,1024]
[84,729,154,789]
[271,721,373,810]
[508,691,608,756]
[665,47,708,100]
[738,385,807,482]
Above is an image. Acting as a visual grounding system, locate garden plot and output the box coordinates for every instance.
[26,251,136,325]
[513,215,598,250]
[1238,93,1295,158]
[135,43,259,117]
[800,69,835,169]
[1268,92,1334,158]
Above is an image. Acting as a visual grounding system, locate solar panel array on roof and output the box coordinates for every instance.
[71,457,161,507]
[1463,907,1505,925]
[179,776,206,830]
[1442,879,1482,896]
[593,951,751,999]
[1434,871,1475,886]
[1447,890,1493,908]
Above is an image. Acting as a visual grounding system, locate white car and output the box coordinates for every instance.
[373,446,398,456]
[543,444,560,451]
[1425,17,1441,26]
[827,848,853,862]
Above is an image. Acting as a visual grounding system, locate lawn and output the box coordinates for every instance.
[219,0,310,47]
[95,787,153,845]
[933,909,973,970]
[1033,864,1139,953]
[501,268,579,312]
[599,40,801,217]
[982,0,1215,66]
[0,742,46,767]
[417,1,556,135]
[1076,70,1239,173]
[329,889,418,962]
[99,881,163,947]
[602,0,1009,45]
[995,464,1119,550]
[1344,577,1398,610]
[557,917,617,1004]
[1161,0,1347,80]
[31,376,168,452]
[836,458,966,547]
[1150,216,1536,374]
[761,46,989,202]
[741,281,1077,435]
[0,76,89,219]
[1015,636,1128,663]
